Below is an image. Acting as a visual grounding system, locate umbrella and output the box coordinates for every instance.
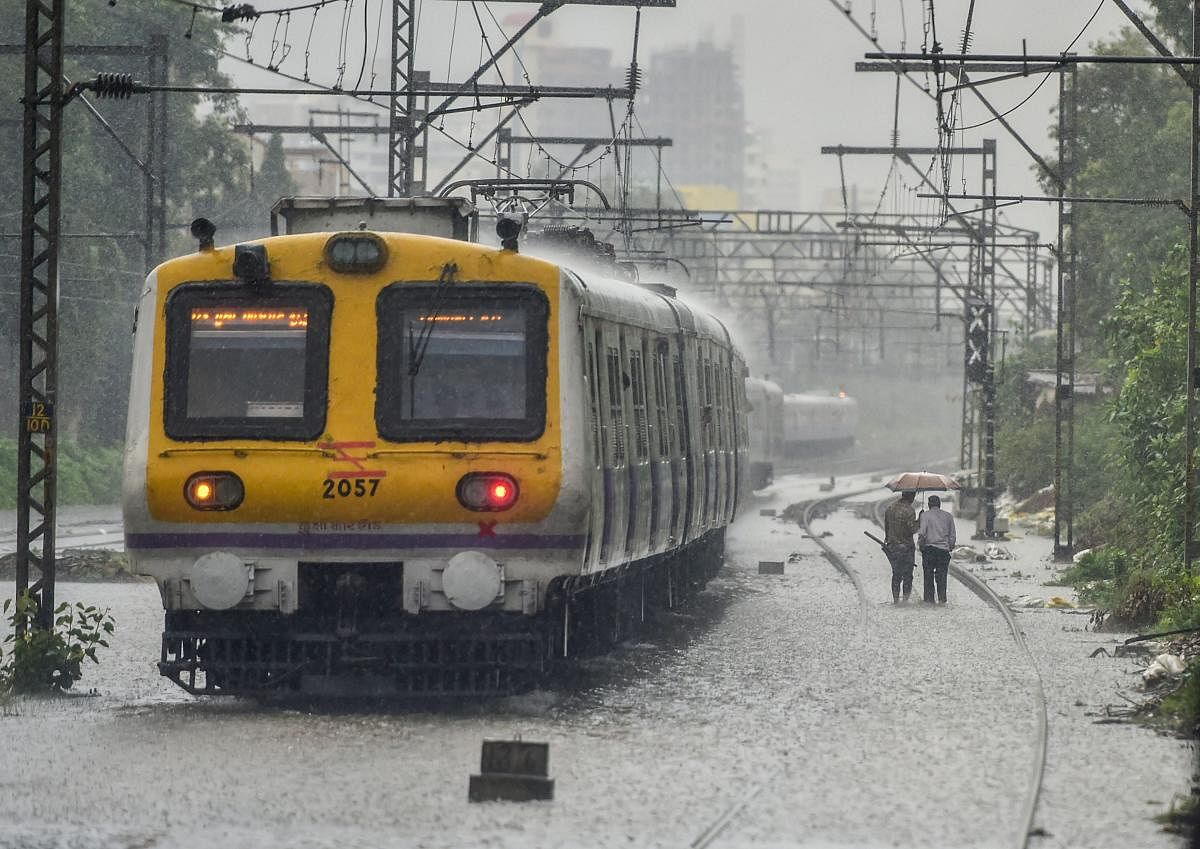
[884,471,962,492]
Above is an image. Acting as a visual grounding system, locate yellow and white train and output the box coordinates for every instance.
[123,223,749,696]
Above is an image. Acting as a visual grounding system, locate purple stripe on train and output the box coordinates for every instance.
[126,532,587,551]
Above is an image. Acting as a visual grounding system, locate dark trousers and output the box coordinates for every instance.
[922,546,951,603]
[885,545,915,600]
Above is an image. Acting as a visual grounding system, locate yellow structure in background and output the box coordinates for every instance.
[676,184,741,211]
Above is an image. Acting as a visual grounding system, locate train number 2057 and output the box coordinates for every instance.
[322,478,381,499]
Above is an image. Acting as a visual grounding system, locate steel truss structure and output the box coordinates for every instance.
[11,19,170,627]
[519,205,1046,385]
[1054,67,1079,560]
[17,0,65,630]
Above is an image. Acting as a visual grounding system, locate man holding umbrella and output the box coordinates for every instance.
[883,490,919,603]
[881,473,962,604]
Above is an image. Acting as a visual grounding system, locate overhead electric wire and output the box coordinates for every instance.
[475,0,628,175]
[165,0,345,18]
[953,0,1106,132]
[216,46,529,181]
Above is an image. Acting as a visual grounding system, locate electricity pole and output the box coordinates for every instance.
[17,0,65,630]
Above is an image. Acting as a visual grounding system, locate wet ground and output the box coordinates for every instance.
[0,476,1191,849]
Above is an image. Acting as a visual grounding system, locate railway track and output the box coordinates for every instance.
[861,495,1049,849]
[690,482,1049,849]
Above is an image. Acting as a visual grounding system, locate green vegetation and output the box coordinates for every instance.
[0,593,114,695]
[992,1,1200,632]
[0,1,295,447]
[990,2,1200,744]
[0,439,123,509]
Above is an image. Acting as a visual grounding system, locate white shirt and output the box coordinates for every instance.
[918,507,956,551]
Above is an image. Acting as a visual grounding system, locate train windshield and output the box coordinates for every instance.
[163,284,332,440]
[376,283,549,442]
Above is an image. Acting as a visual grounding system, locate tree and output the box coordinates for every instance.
[0,1,260,444]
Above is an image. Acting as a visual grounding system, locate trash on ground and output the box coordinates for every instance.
[1047,596,1076,608]
[984,543,1016,560]
[1142,654,1186,686]
[1013,595,1046,608]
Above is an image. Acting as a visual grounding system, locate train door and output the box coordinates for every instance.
[598,328,628,566]
[648,339,673,553]
[584,327,607,571]
[729,360,747,520]
[710,352,729,522]
[672,343,695,545]
[700,349,715,530]
[625,332,651,560]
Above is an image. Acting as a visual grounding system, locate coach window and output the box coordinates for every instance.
[376,283,549,442]
[164,283,332,440]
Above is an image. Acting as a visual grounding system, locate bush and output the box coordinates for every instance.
[1052,546,1130,607]
[1073,490,1137,550]
[996,412,1056,501]
[0,438,122,509]
[0,593,115,694]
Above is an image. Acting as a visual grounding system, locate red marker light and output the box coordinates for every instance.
[457,473,519,511]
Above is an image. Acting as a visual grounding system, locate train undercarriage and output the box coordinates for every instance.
[159,530,726,698]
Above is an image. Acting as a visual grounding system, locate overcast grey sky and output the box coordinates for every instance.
[230,0,1158,243]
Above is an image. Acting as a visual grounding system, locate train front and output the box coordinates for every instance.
[122,230,586,697]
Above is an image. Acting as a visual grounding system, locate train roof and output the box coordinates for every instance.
[745,377,784,396]
[564,266,738,350]
[783,392,858,408]
[151,229,740,353]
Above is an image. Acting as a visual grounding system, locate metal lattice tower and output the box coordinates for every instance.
[1053,66,1079,560]
[17,0,65,629]
[980,138,999,537]
[387,0,422,196]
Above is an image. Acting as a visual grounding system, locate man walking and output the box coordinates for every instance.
[883,490,918,603]
[918,494,956,604]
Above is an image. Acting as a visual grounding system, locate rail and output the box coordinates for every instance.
[868,497,1049,849]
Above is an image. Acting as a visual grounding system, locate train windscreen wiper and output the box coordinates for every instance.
[407,262,458,417]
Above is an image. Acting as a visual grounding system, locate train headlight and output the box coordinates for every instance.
[185,472,245,511]
[456,472,519,511]
[190,552,251,610]
[325,233,388,273]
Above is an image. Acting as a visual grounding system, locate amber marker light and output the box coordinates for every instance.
[185,472,245,511]
[457,472,519,511]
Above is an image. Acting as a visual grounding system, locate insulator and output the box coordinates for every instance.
[625,62,642,96]
[222,3,259,23]
[92,73,134,100]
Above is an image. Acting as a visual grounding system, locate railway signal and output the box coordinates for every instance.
[964,298,991,385]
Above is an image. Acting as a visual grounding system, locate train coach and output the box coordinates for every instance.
[781,392,859,457]
[122,221,749,697]
[744,377,784,488]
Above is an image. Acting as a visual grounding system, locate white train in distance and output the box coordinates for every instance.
[744,378,859,489]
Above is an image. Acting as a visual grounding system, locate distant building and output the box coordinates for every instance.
[642,42,746,204]
[239,96,389,197]
[513,19,619,139]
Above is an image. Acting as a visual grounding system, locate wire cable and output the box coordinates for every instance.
[216,46,528,181]
[952,0,1105,132]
